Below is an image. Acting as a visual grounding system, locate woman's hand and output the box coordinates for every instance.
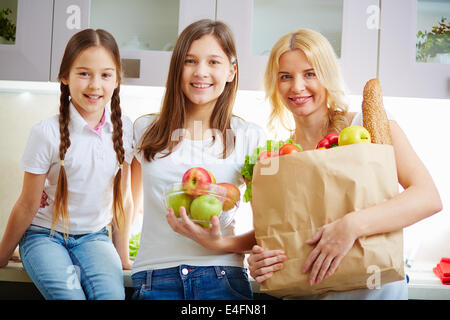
[166,207,223,251]
[247,245,286,283]
[301,215,358,285]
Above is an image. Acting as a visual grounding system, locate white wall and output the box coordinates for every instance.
[0,81,448,265]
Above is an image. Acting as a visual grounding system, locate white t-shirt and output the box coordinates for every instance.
[132,114,267,274]
[20,102,134,234]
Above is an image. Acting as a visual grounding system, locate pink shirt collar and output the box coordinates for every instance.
[93,111,106,136]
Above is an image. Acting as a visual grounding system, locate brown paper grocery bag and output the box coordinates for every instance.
[251,143,405,298]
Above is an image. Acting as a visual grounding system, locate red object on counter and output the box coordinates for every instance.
[433,258,450,285]
[439,258,450,276]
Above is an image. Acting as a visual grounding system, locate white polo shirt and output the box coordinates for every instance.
[20,102,133,234]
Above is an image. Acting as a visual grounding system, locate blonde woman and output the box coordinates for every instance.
[247,28,442,299]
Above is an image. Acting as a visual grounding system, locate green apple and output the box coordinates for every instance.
[190,195,222,227]
[338,125,371,146]
[167,191,192,217]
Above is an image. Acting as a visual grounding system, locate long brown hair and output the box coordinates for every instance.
[53,29,125,236]
[139,19,238,161]
[265,28,349,136]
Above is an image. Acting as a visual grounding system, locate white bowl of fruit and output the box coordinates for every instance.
[163,167,240,228]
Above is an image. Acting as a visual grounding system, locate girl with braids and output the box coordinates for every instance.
[0,29,134,300]
[246,28,441,299]
[130,19,266,300]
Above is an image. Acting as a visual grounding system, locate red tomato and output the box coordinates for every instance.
[257,150,278,161]
[278,144,301,156]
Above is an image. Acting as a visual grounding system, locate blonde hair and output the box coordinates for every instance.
[265,28,349,136]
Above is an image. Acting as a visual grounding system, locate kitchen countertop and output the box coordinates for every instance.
[2,260,449,299]
[405,261,450,300]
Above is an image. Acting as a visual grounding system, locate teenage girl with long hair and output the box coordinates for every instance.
[0,29,134,300]
[131,19,266,300]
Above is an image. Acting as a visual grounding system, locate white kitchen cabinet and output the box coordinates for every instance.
[50,0,90,83]
[49,0,216,86]
[0,0,53,81]
[1,0,215,86]
[379,0,450,99]
[216,0,380,95]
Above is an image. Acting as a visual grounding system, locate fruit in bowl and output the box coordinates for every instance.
[217,182,241,211]
[166,185,193,217]
[182,167,214,196]
[190,194,223,227]
[163,182,240,228]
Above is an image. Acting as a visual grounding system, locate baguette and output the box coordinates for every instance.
[362,78,392,145]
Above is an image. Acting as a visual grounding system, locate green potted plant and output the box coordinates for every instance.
[416,17,450,63]
[0,8,16,44]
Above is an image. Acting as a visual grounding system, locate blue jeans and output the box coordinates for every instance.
[131,265,253,300]
[19,224,125,300]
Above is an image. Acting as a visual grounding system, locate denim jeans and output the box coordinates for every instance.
[19,224,125,300]
[131,265,253,300]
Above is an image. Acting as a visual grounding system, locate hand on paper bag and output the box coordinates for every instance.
[301,216,357,285]
[165,206,222,250]
[247,245,287,283]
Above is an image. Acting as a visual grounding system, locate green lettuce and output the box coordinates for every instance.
[129,232,141,258]
[240,139,302,202]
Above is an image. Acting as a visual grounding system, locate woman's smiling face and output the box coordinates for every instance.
[277,49,328,118]
[181,34,236,110]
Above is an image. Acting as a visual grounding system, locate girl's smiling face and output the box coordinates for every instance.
[277,49,328,118]
[62,46,118,122]
[181,34,236,110]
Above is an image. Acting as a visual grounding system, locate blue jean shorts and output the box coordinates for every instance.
[131,265,253,300]
[19,224,125,300]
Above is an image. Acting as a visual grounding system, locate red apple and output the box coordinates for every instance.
[279,143,301,156]
[182,167,212,196]
[217,182,240,211]
[206,170,216,184]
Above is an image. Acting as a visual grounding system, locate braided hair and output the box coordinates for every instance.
[110,86,125,230]
[53,29,125,237]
